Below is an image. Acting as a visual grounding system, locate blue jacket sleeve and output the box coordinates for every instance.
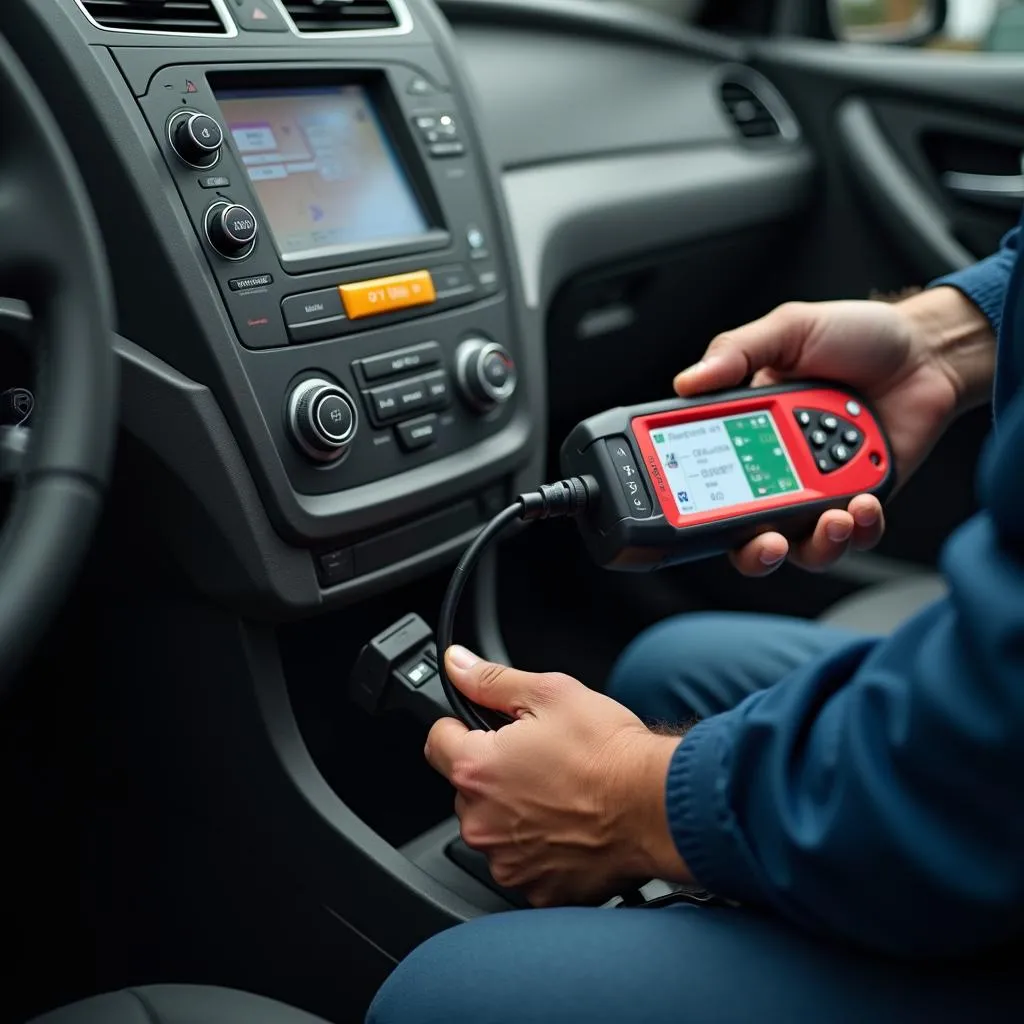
[667,353,1024,960]
[932,227,1019,337]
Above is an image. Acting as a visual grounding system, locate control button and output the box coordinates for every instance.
[820,414,839,433]
[429,141,465,158]
[810,429,828,448]
[437,114,458,137]
[846,400,862,417]
[795,410,812,428]
[842,428,861,447]
[432,264,475,299]
[199,174,231,189]
[474,265,499,292]
[168,111,223,169]
[467,225,487,256]
[455,338,518,412]
[283,288,346,327]
[414,116,438,131]
[407,76,437,97]
[396,414,439,452]
[317,548,354,588]
[340,271,436,320]
[360,342,442,382]
[817,456,834,474]
[365,371,450,426]
[403,658,436,688]
[205,201,258,260]
[229,272,273,291]
[233,0,289,31]
[605,438,652,517]
[287,379,358,462]
[316,393,355,442]
[831,443,852,464]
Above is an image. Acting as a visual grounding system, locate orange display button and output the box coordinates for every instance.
[339,271,436,320]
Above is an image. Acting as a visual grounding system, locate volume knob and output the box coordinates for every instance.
[287,379,359,463]
[205,202,258,260]
[455,338,518,412]
[168,111,224,168]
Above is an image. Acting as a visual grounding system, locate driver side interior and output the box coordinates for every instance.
[1,0,1019,1021]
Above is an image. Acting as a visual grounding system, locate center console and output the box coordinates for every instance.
[15,0,542,613]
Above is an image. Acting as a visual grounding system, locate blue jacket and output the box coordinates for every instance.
[668,224,1024,958]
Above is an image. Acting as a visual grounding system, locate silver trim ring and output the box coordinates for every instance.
[167,111,222,170]
[204,201,258,262]
[287,379,358,462]
[475,341,518,403]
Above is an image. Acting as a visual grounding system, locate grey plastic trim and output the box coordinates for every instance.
[502,144,816,310]
[269,0,414,40]
[837,98,973,277]
[72,0,238,38]
[439,0,744,62]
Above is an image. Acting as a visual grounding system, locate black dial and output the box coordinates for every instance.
[205,202,258,260]
[168,111,224,168]
[287,379,359,463]
[455,338,518,412]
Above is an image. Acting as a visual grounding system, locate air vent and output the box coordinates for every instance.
[78,0,231,34]
[280,0,402,33]
[719,72,798,143]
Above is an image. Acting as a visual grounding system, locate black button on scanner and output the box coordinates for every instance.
[605,438,652,517]
[810,429,828,448]
[820,414,839,433]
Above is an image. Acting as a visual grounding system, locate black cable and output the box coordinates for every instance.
[437,476,598,731]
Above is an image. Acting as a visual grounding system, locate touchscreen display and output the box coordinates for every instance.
[648,412,802,516]
[215,85,431,261]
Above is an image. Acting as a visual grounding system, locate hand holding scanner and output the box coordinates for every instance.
[425,381,895,732]
[561,382,894,570]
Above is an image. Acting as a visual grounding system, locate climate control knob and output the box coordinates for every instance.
[205,202,258,260]
[168,111,224,168]
[287,379,359,462]
[455,338,518,412]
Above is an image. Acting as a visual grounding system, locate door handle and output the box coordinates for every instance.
[942,159,1024,210]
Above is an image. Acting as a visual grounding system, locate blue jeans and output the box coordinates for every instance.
[367,614,1020,1023]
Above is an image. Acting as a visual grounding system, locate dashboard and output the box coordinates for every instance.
[1,0,813,618]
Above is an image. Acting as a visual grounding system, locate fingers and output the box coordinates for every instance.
[729,532,790,577]
[788,509,856,572]
[424,717,469,780]
[674,303,809,397]
[849,494,886,552]
[445,646,575,716]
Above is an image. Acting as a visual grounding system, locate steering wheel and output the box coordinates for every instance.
[0,34,117,694]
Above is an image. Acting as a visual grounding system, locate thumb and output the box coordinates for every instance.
[445,646,573,716]
[674,303,811,397]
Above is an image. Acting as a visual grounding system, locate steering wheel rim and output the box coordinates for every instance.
[0,34,117,693]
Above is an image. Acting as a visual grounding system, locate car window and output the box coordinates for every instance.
[832,0,1024,53]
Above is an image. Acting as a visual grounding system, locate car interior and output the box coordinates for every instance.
[2,0,1022,1021]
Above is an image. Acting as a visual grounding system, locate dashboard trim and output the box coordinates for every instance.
[71,0,239,38]
[269,0,415,40]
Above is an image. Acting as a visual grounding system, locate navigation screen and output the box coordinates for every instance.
[649,411,802,516]
[215,85,431,261]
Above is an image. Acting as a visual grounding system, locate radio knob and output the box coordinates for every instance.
[287,379,359,463]
[169,111,224,168]
[455,338,518,412]
[205,202,258,260]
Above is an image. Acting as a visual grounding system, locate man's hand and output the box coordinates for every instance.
[673,289,996,576]
[425,646,691,907]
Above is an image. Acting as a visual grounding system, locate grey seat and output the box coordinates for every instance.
[820,574,949,635]
[28,986,332,1024]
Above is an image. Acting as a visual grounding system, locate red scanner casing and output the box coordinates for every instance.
[560,382,895,571]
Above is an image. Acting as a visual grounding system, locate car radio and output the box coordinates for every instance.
[136,61,521,500]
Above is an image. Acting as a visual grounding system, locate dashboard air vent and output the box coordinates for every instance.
[719,71,798,144]
[280,0,400,33]
[79,0,230,34]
